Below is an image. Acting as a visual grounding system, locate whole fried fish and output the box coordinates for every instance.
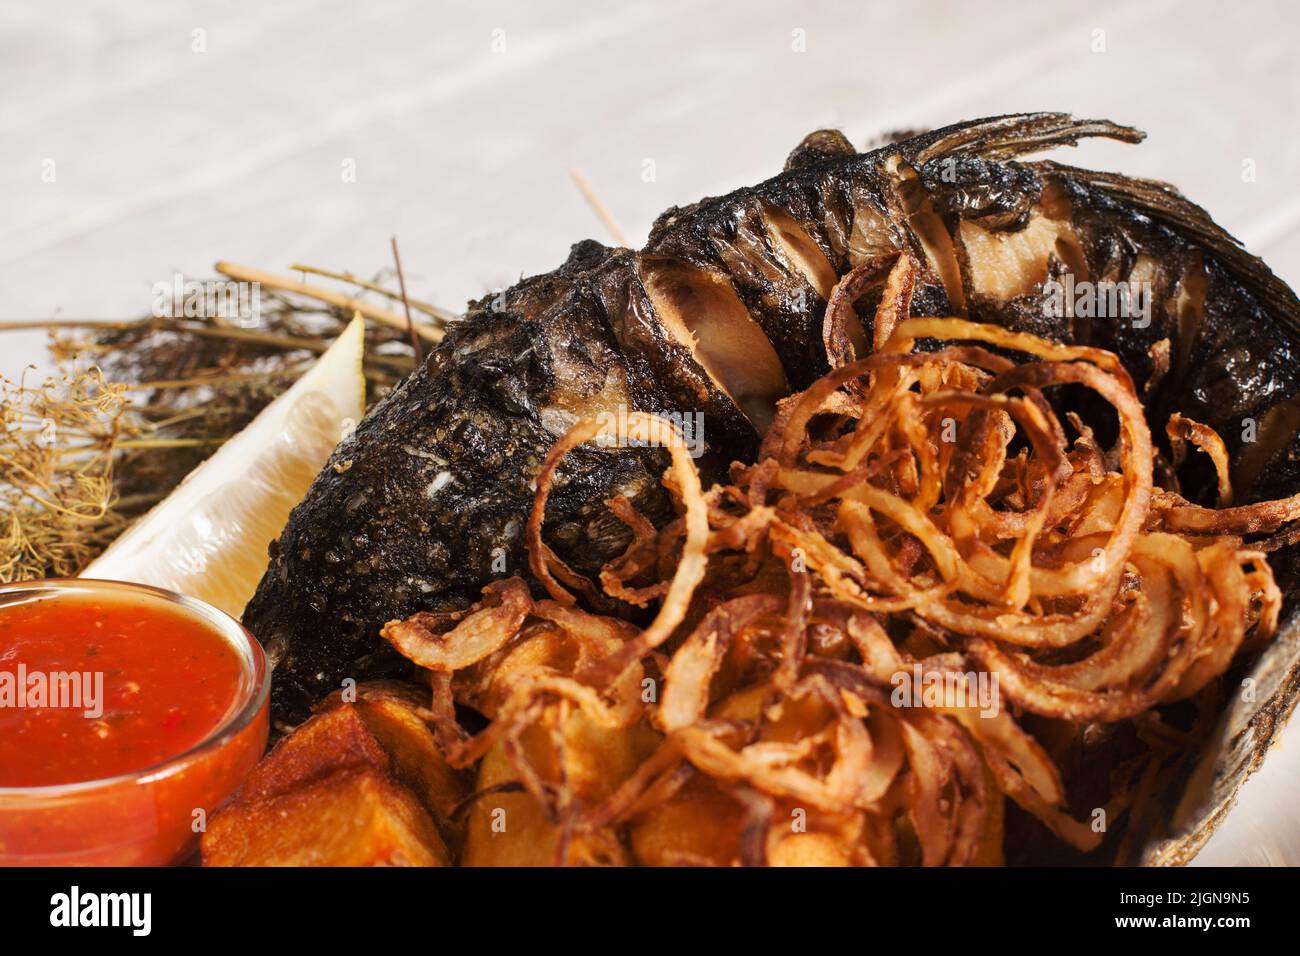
[245,115,1300,855]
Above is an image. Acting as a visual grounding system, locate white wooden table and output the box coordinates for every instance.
[2,0,1298,864]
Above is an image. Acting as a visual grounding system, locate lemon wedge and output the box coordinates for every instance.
[83,314,367,617]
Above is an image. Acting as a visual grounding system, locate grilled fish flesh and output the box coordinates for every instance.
[243,114,1300,860]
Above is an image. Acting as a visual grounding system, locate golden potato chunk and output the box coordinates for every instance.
[203,767,450,867]
[316,693,467,836]
[204,693,462,866]
[629,775,744,866]
[237,703,390,803]
[461,740,628,867]
[461,713,656,867]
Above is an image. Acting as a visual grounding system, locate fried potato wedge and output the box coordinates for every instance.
[462,713,658,866]
[461,739,629,867]
[204,690,464,866]
[315,689,467,836]
[629,774,744,866]
[238,702,390,803]
[766,830,855,867]
[203,767,450,867]
[356,699,466,827]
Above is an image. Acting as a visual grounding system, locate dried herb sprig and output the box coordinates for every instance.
[0,264,453,580]
[0,366,138,581]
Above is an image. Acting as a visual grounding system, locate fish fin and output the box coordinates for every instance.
[1038,159,1300,335]
[900,112,1144,164]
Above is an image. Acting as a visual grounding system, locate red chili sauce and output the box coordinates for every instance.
[0,593,244,787]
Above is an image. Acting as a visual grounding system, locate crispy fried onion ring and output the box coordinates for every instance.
[527,411,709,682]
[382,261,1288,865]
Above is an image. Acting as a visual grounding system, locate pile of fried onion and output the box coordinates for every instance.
[381,274,1295,865]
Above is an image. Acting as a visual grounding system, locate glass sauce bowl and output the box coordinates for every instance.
[0,579,269,866]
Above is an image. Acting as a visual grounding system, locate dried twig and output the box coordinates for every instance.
[290,263,457,324]
[390,236,424,363]
[569,168,630,247]
[215,261,444,342]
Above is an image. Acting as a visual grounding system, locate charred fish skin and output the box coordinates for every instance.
[927,146,1300,500]
[647,113,1300,501]
[250,112,1300,732]
[247,242,680,723]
